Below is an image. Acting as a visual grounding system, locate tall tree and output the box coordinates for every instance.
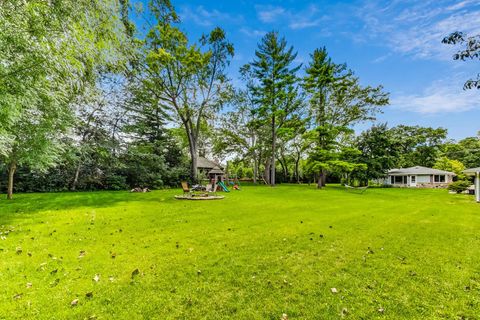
[442,135,480,169]
[245,32,301,186]
[0,0,129,199]
[303,47,388,188]
[139,1,234,182]
[356,124,400,182]
[390,126,447,168]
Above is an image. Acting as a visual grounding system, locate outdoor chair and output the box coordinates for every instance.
[181,181,191,194]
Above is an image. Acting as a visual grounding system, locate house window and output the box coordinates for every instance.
[434,175,446,183]
[394,176,404,184]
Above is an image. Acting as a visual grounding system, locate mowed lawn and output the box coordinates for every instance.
[1,185,480,319]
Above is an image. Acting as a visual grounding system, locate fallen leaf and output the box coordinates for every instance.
[16,247,22,254]
[13,293,22,300]
[71,299,79,306]
[78,251,86,258]
[93,274,100,282]
[331,288,338,293]
[131,269,140,279]
[281,313,288,320]
[26,283,32,288]
[378,307,385,313]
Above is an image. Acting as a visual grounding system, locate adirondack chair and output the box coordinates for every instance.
[181,181,191,194]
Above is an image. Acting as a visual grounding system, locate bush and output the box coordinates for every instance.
[448,180,471,193]
[244,168,254,179]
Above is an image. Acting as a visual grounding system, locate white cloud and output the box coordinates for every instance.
[391,76,480,114]
[255,4,328,30]
[372,53,392,63]
[355,0,480,60]
[257,6,286,23]
[239,27,267,38]
[179,5,243,27]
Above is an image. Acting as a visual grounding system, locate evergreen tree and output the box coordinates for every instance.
[245,32,301,186]
[303,47,388,188]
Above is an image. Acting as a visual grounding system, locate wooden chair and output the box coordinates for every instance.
[181,181,191,194]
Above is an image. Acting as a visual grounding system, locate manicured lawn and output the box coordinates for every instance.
[1,185,479,319]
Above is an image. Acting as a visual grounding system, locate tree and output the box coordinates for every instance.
[442,32,480,89]
[245,31,301,186]
[390,126,448,168]
[0,0,129,199]
[356,124,400,182]
[212,89,265,183]
[139,1,234,182]
[433,157,466,180]
[442,135,480,169]
[303,47,388,188]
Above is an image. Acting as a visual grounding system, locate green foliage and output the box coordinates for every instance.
[390,125,448,168]
[244,31,302,185]
[434,156,466,179]
[442,32,480,89]
[302,48,388,186]
[448,180,471,193]
[356,124,400,181]
[139,2,234,181]
[442,135,480,168]
[0,0,131,198]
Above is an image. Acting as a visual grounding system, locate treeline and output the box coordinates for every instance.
[0,1,478,198]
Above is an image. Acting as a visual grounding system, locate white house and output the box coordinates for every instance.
[386,166,455,188]
[464,167,480,202]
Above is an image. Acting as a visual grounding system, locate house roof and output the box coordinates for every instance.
[197,157,223,169]
[208,166,224,175]
[464,167,480,175]
[388,166,456,176]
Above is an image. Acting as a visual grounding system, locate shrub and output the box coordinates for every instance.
[448,180,471,193]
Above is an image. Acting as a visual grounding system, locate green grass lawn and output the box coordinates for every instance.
[1,185,480,319]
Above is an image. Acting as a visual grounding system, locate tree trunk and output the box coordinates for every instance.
[253,157,258,184]
[271,116,276,187]
[264,158,271,185]
[321,171,327,186]
[317,172,322,189]
[7,162,16,200]
[278,158,286,183]
[317,170,326,189]
[71,164,81,191]
[185,128,198,183]
[295,157,300,183]
[190,147,198,183]
[279,150,289,182]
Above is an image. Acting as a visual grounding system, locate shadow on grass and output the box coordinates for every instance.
[0,189,178,225]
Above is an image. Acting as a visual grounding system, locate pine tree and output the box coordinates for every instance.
[246,32,301,186]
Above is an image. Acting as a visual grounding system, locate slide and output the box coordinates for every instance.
[217,181,230,192]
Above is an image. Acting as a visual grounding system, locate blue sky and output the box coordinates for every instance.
[136,0,480,140]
